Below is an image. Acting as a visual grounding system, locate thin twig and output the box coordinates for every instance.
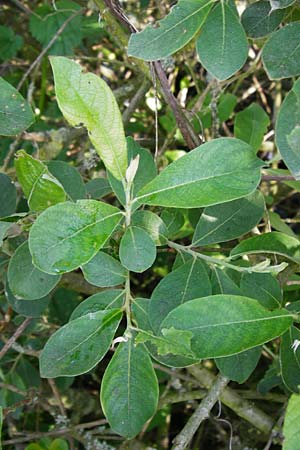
[0,317,32,360]
[122,79,151,125]
[2,419,108,446]
[17,8,84,91]
[171,374,229,450]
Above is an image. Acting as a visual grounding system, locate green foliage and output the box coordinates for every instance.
[128,0,214,61]
[196,3,248,80]
[29,200,122,274]
[40,309,122,377]
[0,26,23,61]
[137,138,263,208]
[50,57,127,180]
[29,1,82,55]
[0,78,34,136]
[283,394,300,450]
[262,23,300,79]
[15,151,66,210]
[2,2,300,447]
[100,338,159,438]
[276,78,300,180]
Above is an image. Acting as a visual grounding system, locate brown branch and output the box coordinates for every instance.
[96,0,201,149]
[0,317,32,360]
[262,175,295,182]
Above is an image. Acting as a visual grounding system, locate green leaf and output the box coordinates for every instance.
[193,191,264,246]
[136,327,195,358]
[231,232,300,264]
[119,226,156,273]
[0,222,12,247]
[160,208,185,237]
[241,1,284,39]
[70,290,124,320]
[276,79,300,179]
[29,200,122,274]
[40,308,122,377]
[6,282,50,318]
[133,297,198,368]
[0,26,23,61]
[0,77,34,136]
[211,267,241,295]
[128,0,214,61]
[196,3,248,80]
[269,211,296,238]
[280,327,300,393]
[270,0,296,10]
[131,210,168,245]
[216,346,262,383]
[283,394,300,450]
[149,259,211,333]
[0,173,16,218]
[234,104,270,152]
[49,439,69,450]
[161,295,293,358]
[136,138,263,208]
[29,1,82,56]
[81,251,126,287]
[15,151,66,211]
[8,241,60,301]
[262,23,300,79]
[46,160,86,201]
[85,177,112,199]
[50,56,127,180]
[108,137,157,205]
[100,338,159,438]
[241,272,282,309]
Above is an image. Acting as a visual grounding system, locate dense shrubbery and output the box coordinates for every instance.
[1,1,300,449]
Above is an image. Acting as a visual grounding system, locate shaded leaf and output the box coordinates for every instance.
[241,1,284,39]
[8,241,60,300]
[276,78,300,179]
[216,346,262,383]
[193,191,265,246]
[100,338,159,438]
[149,258,211,333]
[234,104,270,152]
[131,210,168,245]
[81,251,126,287]
[46,160,86,201]
[262,23,300,79]
[0,173,16,218]
[241,272,282,309]
[0,77,34,136]
[40,309,122,377]
[280,326,300,393]
[196,3,248,80]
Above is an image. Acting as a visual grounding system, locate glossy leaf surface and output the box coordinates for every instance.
[119,226,156,273]
[192,191,265,246]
